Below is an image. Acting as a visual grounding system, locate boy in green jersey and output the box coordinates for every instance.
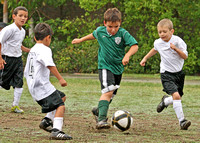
[72,8,138,129]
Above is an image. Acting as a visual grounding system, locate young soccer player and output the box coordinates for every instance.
[72,8,138,129]
[0,6,30,113]
[140,18,191,130]
[24,23,72,140]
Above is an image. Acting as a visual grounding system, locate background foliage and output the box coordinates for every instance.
[2,0,200,74]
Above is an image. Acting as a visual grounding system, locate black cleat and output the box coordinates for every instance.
[39,117,53,132]
[96,118,111,130]
[180,119,191,130]
[50,128,73,140]
[157,95,169,113]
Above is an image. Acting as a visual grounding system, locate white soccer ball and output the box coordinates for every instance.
[111,110,133,131]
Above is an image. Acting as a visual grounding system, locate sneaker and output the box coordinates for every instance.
[11,106,24,113]
[39,117,53,132]
[180,119,191,130]
[92,107,99,123]
[96,118,111,129]
[50,128,73,140]
[157,95,169,113]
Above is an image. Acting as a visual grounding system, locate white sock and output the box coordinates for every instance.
[13,88,23,106]
[45,110,56,121]
[173,100,185,124]
[164,96,173,106]
[53,117,64,131]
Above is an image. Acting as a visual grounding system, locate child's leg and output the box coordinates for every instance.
[172,92,184,123]
[53,105,65,131]
[53,96,66,131]
[98,91,113,121]
[46,110,56,121]
[11,87,24,113]
[13,87,23,106]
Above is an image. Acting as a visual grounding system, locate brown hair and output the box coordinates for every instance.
[13,6,28,15]
[157,18,173,30]
[104,8,121,23]
[34,23,53,40]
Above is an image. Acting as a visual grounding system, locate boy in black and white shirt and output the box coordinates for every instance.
[140,18,191,130]
[0,6,30,113]
[24,23,72,140]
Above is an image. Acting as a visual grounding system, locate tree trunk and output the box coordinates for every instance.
[3,0,8,23]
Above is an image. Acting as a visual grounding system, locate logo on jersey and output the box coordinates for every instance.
[115,37,121,45]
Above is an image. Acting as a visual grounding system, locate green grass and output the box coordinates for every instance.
[0,74,200,143]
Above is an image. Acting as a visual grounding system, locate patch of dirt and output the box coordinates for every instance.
[1,107,200,143]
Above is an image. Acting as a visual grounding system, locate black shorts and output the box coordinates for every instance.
[37,90,65,113]
[0,55,23,90]
[98,69,122,94]
[161,70,185,96]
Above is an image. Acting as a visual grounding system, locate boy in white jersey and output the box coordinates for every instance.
[140,18,191,130]
[24,23,72,140]
[0,6,30,113]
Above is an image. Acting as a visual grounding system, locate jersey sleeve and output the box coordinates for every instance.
[92,27,101,39]
[123,31,138,47]
[38,48,55,67]
[0,27,13,44]
[178,38,188,57]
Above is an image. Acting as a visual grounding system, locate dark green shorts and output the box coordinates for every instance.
[0,55,23,90]
[161,70,185,96]
[37,90,65,113]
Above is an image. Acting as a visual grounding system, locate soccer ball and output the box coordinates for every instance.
[111,110,133,131]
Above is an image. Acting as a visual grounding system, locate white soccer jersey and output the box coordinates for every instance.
[154,35,188,73]
[0,23,25,57]
[24,43,56,101]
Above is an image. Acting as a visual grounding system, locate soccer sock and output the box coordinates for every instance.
[13,88,23,106]
[53,117,64,131]
[164,96,173,106]
[46,110,56,121]
[98,100,109,122]
[173,100,185,124]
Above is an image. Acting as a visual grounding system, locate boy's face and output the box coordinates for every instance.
[12,10,28,29]
[157,26,174,42]
[104,21,121,36]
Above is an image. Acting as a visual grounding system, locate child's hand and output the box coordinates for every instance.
[170,43,177,50]
[122,56,130,65]
[59,79,67,87]
[72,38,82,44]
[0,58,6,69]
[140,59,147,66]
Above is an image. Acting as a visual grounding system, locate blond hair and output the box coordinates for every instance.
[157,19,173,30]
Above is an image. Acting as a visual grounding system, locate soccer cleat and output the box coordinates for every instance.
[92,107,99,123]
[157,95,169,113]
[50,128,73,140]
[96,118,111,129]
[39,117,53,132]
[180,119,191,130]
[11,106,24,113]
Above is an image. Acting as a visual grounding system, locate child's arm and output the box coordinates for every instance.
[21,45,30,53]
[122,44,139,65]
[47,66,67,87]
[140,48,158,66]
[71,33,95,44]
[170,43,187,59]
[0,43,6,69]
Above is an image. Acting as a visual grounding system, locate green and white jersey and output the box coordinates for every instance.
[93,26,138,75]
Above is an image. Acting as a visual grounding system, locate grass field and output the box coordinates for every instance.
[0,74,200,143]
